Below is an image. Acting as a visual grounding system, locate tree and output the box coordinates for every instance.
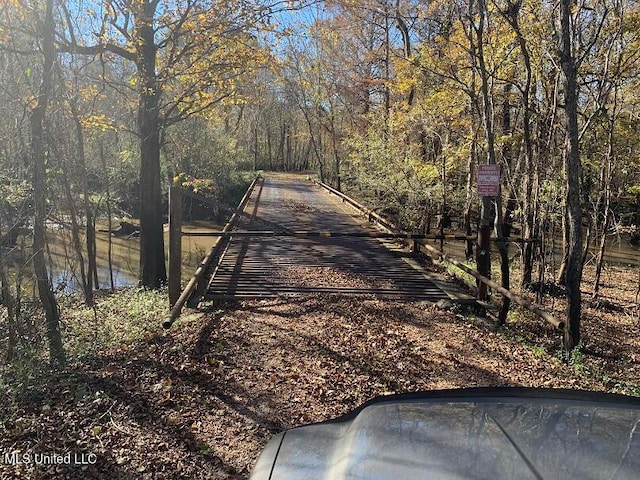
[59,0,270,288]
[495,0,538,287]
[558,0,584,350]
[31,0,66,366]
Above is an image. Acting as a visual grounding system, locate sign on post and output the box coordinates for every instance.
[477,164,501,197]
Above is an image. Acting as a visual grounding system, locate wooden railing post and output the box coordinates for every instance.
[168,183,182,307]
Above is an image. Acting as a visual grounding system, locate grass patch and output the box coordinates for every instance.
[612,381,640,397]
[1,287,169,421]
[61,287,168,359]
[511,333,553,359]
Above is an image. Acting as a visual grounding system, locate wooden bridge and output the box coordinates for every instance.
[165,173,471,327]
[165,173,562,331]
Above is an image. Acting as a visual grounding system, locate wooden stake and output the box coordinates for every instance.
[169,184,182,308]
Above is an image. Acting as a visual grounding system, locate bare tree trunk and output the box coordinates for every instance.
[253,116,259,171]
[276,121,286,170]
[168,184,182,307]
[395,0,414,106]
[536,213,547,304]
[329,111,341,192]
[285,125,292,171]
[31,0,64,366]
[300,103,324,181]
[592,201,610,299]
[474,0,509,318]
[464,122,476,261]
[469,0,493,301]
[556,208,568,285]
[136,1,166,289]
[0,230,16,362]
[498,1,537,288]
[438,132,449,251]
[593,106,616,299]
[71,101,96,300]
[560,0,583,350]
[59,153,89,299]
[266,125,273,170]
[100,138,115,291]
[581,219,593,266]
[383,2,391,123]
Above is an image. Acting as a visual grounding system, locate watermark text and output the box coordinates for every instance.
[3,451,97,466]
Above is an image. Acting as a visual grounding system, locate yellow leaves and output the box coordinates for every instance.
[173,173,216,195]
[80,114,117,132]
[414,162,439,181]
[161,30,269,116]
[393,57,418,98]
[77,84,109,104]
[319,26,340,48]
[23,93,38,110]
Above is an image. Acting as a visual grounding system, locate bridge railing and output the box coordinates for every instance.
[164,175,262,329]
[311,178,563,331]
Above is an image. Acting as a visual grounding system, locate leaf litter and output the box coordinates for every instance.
[1,263,639,479]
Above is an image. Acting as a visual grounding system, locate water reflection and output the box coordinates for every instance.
[43,221,223,292]
[425,233,639,268]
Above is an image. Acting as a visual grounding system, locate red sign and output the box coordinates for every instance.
[477,164,501,196]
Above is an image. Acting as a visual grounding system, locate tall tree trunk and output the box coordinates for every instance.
[593,106,616,299]
[560,0,583,350]
[277,121,286,170]
[395,0,414,106]
[383,2,391,123]
[266,125,273,170]
[556,206,569,285]
[469,0,492,301]
[464,126,475,261]
[31,0,65,366]
[592,199,610,300]
[581,217,593,266]
[100,138,115,291]
[285,125,292,171]
[59,154,89,300]
[71,102,96,301]
[136,1,166,289]
[501,3,536,287]
[253,117,259,171]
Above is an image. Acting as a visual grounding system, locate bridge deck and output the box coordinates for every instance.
[206,174,459,302]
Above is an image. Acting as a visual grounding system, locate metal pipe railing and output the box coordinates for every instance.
[163,175,262,329]
[311,177,562,331]
[179,230,536,242]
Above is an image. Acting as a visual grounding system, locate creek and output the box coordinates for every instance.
[41,220,223,292]
[3,221,638,295]
[426,231,639,269]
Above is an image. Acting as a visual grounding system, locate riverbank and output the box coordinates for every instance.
[1,260,638,479]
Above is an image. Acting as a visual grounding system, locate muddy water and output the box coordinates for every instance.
[424,232,639,268]
[48,225,638,291]
[44,220,223,291]
[5,218,639,294]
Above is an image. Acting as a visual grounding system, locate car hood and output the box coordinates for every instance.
[250,388,640,480]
